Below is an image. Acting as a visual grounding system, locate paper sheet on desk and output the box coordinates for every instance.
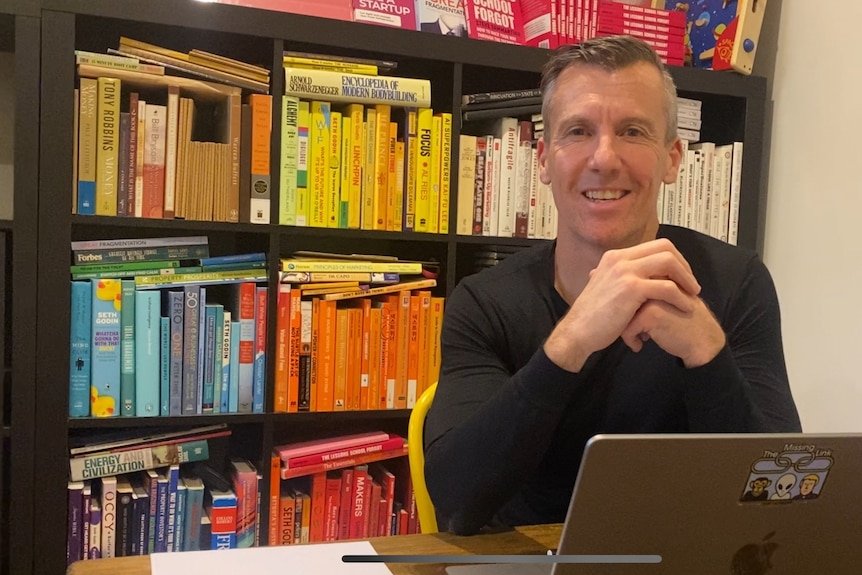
[150,540,392,574]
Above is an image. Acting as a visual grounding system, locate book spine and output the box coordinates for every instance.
[309,100,330,228]
[100,476,118,558]
[165,464,180,552]
[326,110,342,228]
[153,473,169,553]
[173,481,187,552]
[284,67,432,108]
[202,305,217,413]
[133,289,160,416]
[90,279,122,417]
[119,280,136,416]
[166,291,184,416]
[69,438,211,482]
[249,93,272,224]
[229,320,241,412]
[73,244,209,265]
[295,100,310,226]
[159,317,169,415]
[345,103,364,229]
[438,112,452,234]
[181,285,201,414]
[220,311,232,413]
[69,281,93,417]
[142,103,166,218]
[279,260,422,274]
[209,490,238,550]
[67,482,84,565]
[95,77,120,216]
[414,107,433,232]
[280,95,299,226]
[77,78,97,214]
[117,112,130,216]
[196,288,207,414]
[235,283,256,413]
[163,86,180,219]
[253,286,267,413]
[402,108,418,231]
[285,436,406,469]
[213,305,224,414]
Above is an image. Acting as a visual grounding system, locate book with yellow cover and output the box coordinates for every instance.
[284,67,431,108]
[428,114,442,234]
[95,77,121,216]
[326,110,342,228]
[372,104,391,231]
[413,107,433,232]
[282,55,378,76]
[308,101,330,228]
[295,100,310,226]
[342,103,364,229]
[280,95,300,226]
[438,112,452,234]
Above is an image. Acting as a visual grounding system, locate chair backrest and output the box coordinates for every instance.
[407,381,438,533]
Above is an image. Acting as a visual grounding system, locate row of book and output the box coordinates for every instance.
[69,237,269,418]
[657,139,744,245]
[273,269,444,413]
[268,431,418,544]
[66,424,260,564]
[278,96,451,233]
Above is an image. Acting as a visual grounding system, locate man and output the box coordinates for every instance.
[419,13,467,36]
[423,35,801,536]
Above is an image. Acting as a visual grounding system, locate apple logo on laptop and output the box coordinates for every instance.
[730,531,778,575]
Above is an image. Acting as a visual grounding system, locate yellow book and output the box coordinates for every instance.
[385,120,399,232]
[428,114,442,234]
[283,67,431,107]
[189,49,270,83]
[393,139,405,233]
[361,106,377,230]
[438,112,452,234]
[118,36,187,61]
[308,101,330,227]
[321,279,437,302]
[372,104,391,231]
[95,76,120,216]
[402,108,418,230]
[280,259,423,274]
[339,114,351,228]
[414,107,433,232]
[282,56,378,76]
[134,269,267,287]
[279,95,300,226]
[295,281,360,290]
[295,100,310,226]
[343,104,364,229]
[326,110,342,228]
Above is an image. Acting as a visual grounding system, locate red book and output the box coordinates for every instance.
[337,469,354,540]
[280,446,408,480]
[464,0,524,45]
[324,474,342,541]
[348,465,369,539]
[284,436,406,469]
[308,472,327,543]
[274,430,390,461]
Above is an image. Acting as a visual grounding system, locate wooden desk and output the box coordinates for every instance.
[67,523,562,575]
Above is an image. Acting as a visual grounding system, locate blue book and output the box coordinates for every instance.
[165,290,184,416]
[207,488,237,550]
[90,279,122,417]
[69,281,92,417]
[159,316,170,416]
[213,305,225,414]
[181,285,201,415]
[228,320,240,413]
[252,286,267,413]
[219,313,232,413]
[198,252,266,266]
[165,464,181,552]
[181,474,205,551]
[202,304,217,413]
[154,471,169,553]
[134,289,161,416]
[140,469,159,555]
[196,287,207,414]
[232,283,255,413]
[173,479,187,552]
[120,280,136,416]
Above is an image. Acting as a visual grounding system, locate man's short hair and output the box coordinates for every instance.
[540,35,678,143]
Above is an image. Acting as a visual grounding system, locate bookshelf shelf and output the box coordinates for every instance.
[5,1,773,573]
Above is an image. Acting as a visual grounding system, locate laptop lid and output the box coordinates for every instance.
[447,433,862,575]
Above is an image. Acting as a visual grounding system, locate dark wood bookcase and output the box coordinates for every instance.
[3,1,770,573]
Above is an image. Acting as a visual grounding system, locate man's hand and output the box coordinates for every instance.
[544,239,707,372]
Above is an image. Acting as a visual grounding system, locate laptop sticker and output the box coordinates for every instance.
[740,444,833,503]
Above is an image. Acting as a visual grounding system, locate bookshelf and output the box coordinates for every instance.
[23,1,769,573]
[0,2,41,574]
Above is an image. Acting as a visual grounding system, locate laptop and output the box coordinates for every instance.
[446,433,862,575]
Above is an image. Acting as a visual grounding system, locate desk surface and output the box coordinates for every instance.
[67,523,562,575]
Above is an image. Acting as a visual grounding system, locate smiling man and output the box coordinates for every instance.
[423,35,801,536]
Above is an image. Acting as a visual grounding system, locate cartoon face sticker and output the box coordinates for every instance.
[769,474,796,500]
[793,475,820,500]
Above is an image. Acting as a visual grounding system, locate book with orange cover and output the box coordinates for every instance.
[332,307,349,411]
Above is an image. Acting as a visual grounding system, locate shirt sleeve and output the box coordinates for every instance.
[682,254,802,432]
[422,279,587,535]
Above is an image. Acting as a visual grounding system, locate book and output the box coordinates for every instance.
[69,438,213,481]
[353,0,418,30]
[283,50,398,71]
[75,50,165,75]
[187,49,270,83]
[283,436,406,470]
[280,258,424,274]
[415,0,468,36]
[321,278,437,302]
[69,424,229,456]
[279,445,409,480]
[274,431,391,461]
[461,87,541,105]
[284,67,431,108]
[282,55,378,75]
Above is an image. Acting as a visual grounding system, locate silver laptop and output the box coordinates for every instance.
[447,433,862,575]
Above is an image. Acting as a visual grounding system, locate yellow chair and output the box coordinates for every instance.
[408,381,438,533]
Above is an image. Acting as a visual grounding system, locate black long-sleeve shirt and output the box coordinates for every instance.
[424,225,801,535]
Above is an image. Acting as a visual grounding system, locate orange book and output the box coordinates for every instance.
[358,298,372,410]
[367,305,382,411]
[309,297,321,412]
[269,454,282,546]
[416,290,432,400]
[347,307,363,410]
[333,307,349,411]
[427,296,445,387]
[317,299,337,411]
[377,299,396,409]
[274,284,291,412]
[406,294,421,408]
[393,291,411,410]
[279,485,296,545]
[288,287,302,412]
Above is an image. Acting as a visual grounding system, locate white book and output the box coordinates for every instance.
[456,134,477,235]
[100,476,117,559]
[164,86,180,217]
[690,142,715,235]
[481,135,495,236]
[494,116,518,237]
[489,137,502,237]
[673,139,688,227]
[728,141,744,246]
[714,143,734,242]
[527,146,539,239]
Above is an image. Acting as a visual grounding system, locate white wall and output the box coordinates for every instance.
[765,3,862,431]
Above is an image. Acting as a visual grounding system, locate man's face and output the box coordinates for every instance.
[800,477,817,495]
[537,62,682,252]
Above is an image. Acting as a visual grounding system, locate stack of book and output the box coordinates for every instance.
[68,236,269,418]
[269,431,419,545]
[65,425,263,564]
[596,2,686,66]
[273,251,443,413]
